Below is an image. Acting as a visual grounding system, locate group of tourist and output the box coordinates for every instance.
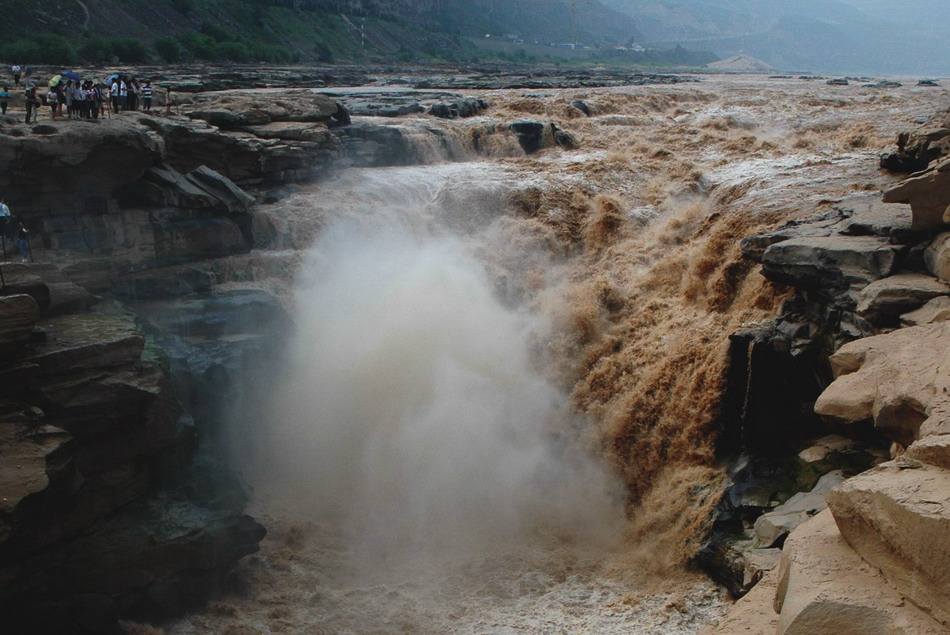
[6,64,171,124]
[0,199,30,263]
[46,76,156,122]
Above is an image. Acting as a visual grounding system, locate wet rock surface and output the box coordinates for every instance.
[718,104,950,632]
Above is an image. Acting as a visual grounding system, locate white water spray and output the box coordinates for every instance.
[254,169,624,570]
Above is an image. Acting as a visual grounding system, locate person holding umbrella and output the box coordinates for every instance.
[48,75,63,119]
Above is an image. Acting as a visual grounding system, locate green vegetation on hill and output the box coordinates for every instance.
[0,0,712,68]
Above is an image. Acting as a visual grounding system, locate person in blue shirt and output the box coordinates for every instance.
[0,199,10,239]
[0,86,9,114]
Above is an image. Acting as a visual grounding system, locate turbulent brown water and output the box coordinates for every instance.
[157,75,948,634]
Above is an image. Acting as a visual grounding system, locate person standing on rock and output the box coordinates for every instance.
[86,81,99,119]
[0,199,10,240]
[11,65,20,88]
[142,80,152,111]
[23,87,39,124]
[119,77,128,111]
[16,222,29,262]
[73,81,86,119]
[100,82,111,119]
[0,85,8,115]
[46,86,58,119]
[164,86,174,116]
[63,80,73,119]
[110,77,119,113]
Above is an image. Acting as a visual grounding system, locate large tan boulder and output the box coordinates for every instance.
[855,272,949,324]
[901,295,950,326]
[925,232,950,282]
[705,568,780,634]
[827,461,950,626]
[815,321,950,446]
[753,471,845,547]
[883,156,950,231]
[774,510,944,633]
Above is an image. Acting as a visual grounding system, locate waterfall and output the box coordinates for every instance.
[250,163,625,568]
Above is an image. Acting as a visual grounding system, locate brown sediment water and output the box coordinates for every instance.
[163,75,948,633]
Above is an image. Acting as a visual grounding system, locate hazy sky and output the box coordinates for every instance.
[810,0,949,28]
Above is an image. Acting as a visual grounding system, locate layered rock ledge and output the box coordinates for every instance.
[714,107,950,633]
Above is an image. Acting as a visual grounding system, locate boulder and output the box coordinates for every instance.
[140,115,339,186]
[3,497,265,632]
[184,91,341,129]
[241,121,333,142]
[827,462,950,626]
[855,272,950,325]
[760,235,901,301]
[571,99,592,116]
[0,264,51,312]
[741,548,782,589]
[880,128,950,174]
[815,322,949,446]
[797,434,866,463]
[740,218,839,263]
[901,295,950,326]
[187,165,255,213]
[705,568,780,634]
[335,123,418,167]
[0,293,39,354]
[907,435,950,469]
[883,156,950,231]
[0,416,74,547]
[753,471,845,547]
[0,119,163,218]
[119,165,219,210]
[429,97,488,119]
[22,312,145,377]
[45,281,99,316]
[773,510,944,633]
[509,121,548,154]
[837,193,916,241]
[925,232,950,282]
[59,259,119,295]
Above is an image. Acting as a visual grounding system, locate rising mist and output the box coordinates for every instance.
[249,176,626,571]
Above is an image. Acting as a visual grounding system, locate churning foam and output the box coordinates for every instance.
[254,177,625,574]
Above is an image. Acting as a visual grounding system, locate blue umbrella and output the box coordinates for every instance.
[61,71,81,81]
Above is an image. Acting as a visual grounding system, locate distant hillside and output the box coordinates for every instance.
[601,0,950,75]
[0,0,645,66]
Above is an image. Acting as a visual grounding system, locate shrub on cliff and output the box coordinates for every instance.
[155,36,185,63]
[79,37,148,64]
[0,33,77,65]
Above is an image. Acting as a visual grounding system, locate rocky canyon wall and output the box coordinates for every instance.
[0,81,575,633]
[711,107,950,632]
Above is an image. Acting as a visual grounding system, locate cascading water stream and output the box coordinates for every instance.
[253,162,624,561]
[180,163,726,633]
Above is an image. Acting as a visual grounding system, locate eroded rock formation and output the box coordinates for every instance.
[715,107,950,633]
[0,76,575,632]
